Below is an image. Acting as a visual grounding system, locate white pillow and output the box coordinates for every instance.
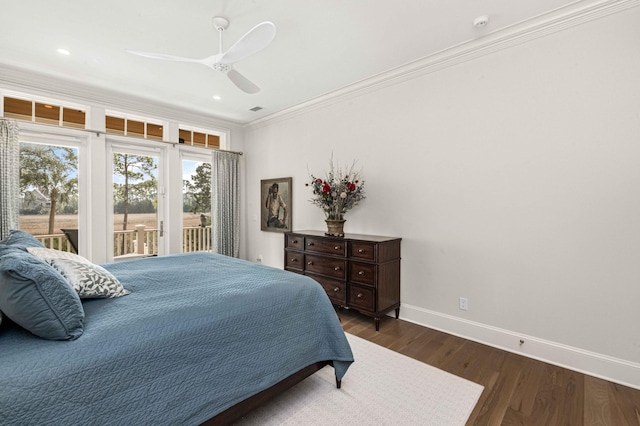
[27,246,91,264]
[27,247,130,299]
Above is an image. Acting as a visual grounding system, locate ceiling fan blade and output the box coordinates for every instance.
[126,50,203,63]
[227,68,260,94]
[219,21,276,64]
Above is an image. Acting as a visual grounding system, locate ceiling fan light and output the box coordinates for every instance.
[57,48,71,55]
[212,63,231,73]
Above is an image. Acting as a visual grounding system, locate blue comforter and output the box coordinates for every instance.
[0,252,353,425]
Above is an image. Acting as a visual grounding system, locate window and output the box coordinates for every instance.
[179,127,220,149]
[111,148,160,258]
[4,96,86,129]
[182,156,212,252]
[105,113,164,141]
[19,141,80,253]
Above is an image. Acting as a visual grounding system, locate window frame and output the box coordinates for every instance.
[106,135,168,261]
[17,123,90,256]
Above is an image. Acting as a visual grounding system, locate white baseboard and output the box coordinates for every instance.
[400,303,640,390]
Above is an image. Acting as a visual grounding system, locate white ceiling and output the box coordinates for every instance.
[1,0,587,124]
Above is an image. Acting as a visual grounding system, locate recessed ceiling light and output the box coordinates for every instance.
[57,48,71,55]
[212,95,222,101]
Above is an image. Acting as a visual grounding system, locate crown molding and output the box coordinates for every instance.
[0,64,241,132]
[246,0,640,129]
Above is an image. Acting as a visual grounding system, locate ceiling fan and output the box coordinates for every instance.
[127,17,276,94]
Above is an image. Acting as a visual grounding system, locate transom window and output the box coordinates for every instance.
[105,113,164,141]
[179,127,220,149]
[3,96,86,128]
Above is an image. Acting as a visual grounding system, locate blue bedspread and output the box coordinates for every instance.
[0,252,353,425]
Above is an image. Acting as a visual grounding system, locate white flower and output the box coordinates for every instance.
[340,192,347,199]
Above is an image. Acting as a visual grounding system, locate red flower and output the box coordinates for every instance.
[322,181,331,193]
[315,178,322,183]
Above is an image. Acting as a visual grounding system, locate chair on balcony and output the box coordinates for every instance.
[61,228,79,254]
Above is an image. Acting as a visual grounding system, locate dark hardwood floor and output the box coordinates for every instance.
[338,308,640,426]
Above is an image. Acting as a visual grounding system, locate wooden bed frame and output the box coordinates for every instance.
[203,360,339,425]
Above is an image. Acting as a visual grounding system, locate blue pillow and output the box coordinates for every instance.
[0,230,45,256]
[0,251,84,340]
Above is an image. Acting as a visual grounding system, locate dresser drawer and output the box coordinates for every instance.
[305,254,347,279]
[284,231,401,331]
[285,251,304,271]
[350,241,376,261]
[286,234,304,250]
[308,273,346,305]
[349,261,376,285]
[348,284,375,312]
[305,237,347,257]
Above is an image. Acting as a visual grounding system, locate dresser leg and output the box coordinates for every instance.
[395,307,400,319]
[336,378,342,389]
[375,317,380,331]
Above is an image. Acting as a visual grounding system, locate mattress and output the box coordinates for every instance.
[0,252,353,425]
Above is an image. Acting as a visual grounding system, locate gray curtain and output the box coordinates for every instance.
[212,150,240,257]
[0,119,20,240]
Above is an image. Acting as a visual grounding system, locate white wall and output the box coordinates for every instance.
[243,7,640,387]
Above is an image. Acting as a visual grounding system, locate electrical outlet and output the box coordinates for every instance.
[459,297,469,310]
[256,254,263,263]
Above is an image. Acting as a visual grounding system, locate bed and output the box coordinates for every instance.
[0,231,354,425]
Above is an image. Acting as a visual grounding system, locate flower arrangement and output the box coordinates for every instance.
[306,156,365,221]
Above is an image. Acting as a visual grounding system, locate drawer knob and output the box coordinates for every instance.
[307,261,313,265]
[358,270,365,275]
[334,266,341,271]
[357,293,363,299]
[358,249,365,253]
[292,239,298,244]
[307,242,314,246]
[333,287,340,292]
[291,258,297,262]
[334,246,340,250]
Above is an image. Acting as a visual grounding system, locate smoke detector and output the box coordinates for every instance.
[473,15,489,28]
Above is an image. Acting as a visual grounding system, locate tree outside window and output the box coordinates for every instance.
[19,143,78,236]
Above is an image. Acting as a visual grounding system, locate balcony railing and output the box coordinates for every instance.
[35,225,212,259]
[35,234,76,253]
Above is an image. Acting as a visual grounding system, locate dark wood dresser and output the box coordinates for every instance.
[284,230,401,331]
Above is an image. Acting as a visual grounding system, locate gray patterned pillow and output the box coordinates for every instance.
[48,258,130,299]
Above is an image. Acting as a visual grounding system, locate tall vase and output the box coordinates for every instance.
[325,219,346,237]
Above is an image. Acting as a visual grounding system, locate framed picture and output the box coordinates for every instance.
[261,177,292,232]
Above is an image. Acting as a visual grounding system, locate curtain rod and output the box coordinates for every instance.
[10,119,243,155]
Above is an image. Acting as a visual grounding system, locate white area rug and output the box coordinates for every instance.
[235,333,484,425]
